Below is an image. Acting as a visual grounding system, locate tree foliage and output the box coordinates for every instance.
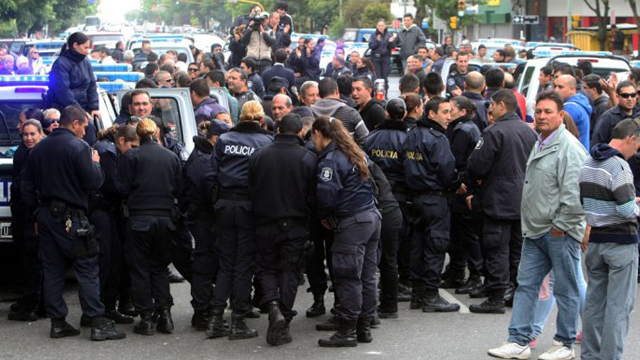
[583,0,610,50]
[360,3,392,28]
[0,0,95,37]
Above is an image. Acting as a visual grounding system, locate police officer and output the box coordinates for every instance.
[402,97,461,313]
[21,105,125,341]
[248,114,317,346]
[204,101,273,340]
[182,120,230,331]
[441,96,483,293]
[119,118,183,335]
[87,125,138,326]
[466,89,537,314]
[446,52,470,98]
[364,98,408,317]
[312,116,381,348]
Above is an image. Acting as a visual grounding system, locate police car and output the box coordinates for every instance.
[289,33,337,74]
[127,37,195,64]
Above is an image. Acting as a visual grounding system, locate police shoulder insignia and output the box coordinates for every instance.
[475,137,484,150]
[320,167,333,182]
[447,78,455,86]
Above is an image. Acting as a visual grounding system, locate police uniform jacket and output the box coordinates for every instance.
[467,112,537,220]
[446,66,466,98]
[119,137,182,212]
[249,134,317,225]
[402,118,459,193]
[358,99,386,131]
[364,120,408,185]
[368,161,399,215]
[302,48,321,81]
[163,135,189,165]
[92,137,124,208]
[368,28,395,58]
[206,121,273,192]
[10,142,28,208]
[180,136,214,212]
[461,91,488,131]
[194,97,227,125]
[591,104,640,146]
[316,142,376,219]
[446,115,481,212]
[48,49,99,112]
[21,128,104,213]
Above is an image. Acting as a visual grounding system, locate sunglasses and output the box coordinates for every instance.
[619,92,637,99]
[188,68,198,72]
[162,78,174,83]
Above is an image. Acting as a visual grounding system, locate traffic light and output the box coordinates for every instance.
[572,14,580,28]
[450,16,457,29]
[458,0,465,12]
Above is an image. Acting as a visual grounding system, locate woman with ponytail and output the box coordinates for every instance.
[48,32,100,121]
[312,116,382,348]
[119,118,182,336]
[401,93,423,129]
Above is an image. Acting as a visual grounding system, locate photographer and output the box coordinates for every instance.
[241,12,275,75]
[229,25,248,69]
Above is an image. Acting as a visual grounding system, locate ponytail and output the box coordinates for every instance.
[64,32,90,53]
[98,124,120,141]
[136,118,157,141]
[450,96,477,120]
[312,116,370,179]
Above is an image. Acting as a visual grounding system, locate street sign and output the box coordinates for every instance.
[512,15,539,25]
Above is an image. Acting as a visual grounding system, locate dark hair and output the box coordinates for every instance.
[536,90,564,112]
[147,52,158,62]
[276,2,288,11]
[319,77,339,98]
[241,57,256,73]
[64,32,89,52]
[451,96,477,119]
[494,49,506,58]
[99,46,110,55]
[279,114,302,135]
[159,63,174,75]
[190,78,210,97]
[59,105,87,127]
[582,74,602,94]
[478,44,486,50]
[399,73,420,94]
[553,62,575,77]
[629,67,640,83]
[616,80,636,94]
[129,89,151,102]
[424,72,444,96]
[360,58,375,75]
[144,62,159,77]
[456,51,470,59]
[312,116,370,179]
[211,43,222,51]
[24,107,44,122]
[202,58,216,71]
[116,124,138,143]
[612,118,640,139]
[485,68,505,88]
[491,89,518,113]
[136,78,158,89]
[386,98,406,121]
[206,70,226,87]
[174,71,191,87]
[177,53,187,62]
[577,60,593,77]
[354,75,373,90]
[401,93,422,114]
[274,48,288,63]
[403,13,413,19]
[540,65,553,77]
[337,74,353,97]
[425,97,448,117]
[229,67,248,82]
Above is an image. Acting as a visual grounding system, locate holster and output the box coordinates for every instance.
[298,239,315,270]
[74,210,100,258]
[121,201,130,219]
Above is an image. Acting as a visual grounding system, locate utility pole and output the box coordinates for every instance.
[339,0,343,20]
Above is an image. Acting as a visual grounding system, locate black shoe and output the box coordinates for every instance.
[105,309,134,324]
[118,301,138,317]
[504,284,516,308]
[156,308,174,334]
[266,301,286,346]
[469,285,488,299]
[306,295,326,317]
[377,308,398,319]
[192,309,211,331]
[370,315,380,328]
[318,319,358,347]
[422,294,460,313]
[410,285,425,309]
[316,315,340,331]
[278,321,293,345]
[356,317,373,343]
[469,298,506,314]
[205,307,228,339]
[91,317,126,341]
[229,313,258,340]
[397,284,412,302]
[133,312,154,336]
[245,307,261,318]
[8,308,38,322]
[298,272,306,286]
[439,276,466,289]
[80,314,92,327]
[10,302,23,312]
[151,310,159,323]
[50,318,81,339]
[168,271,185,283]
[455,275,483,294]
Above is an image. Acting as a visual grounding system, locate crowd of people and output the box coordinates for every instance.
[3,4,640,359]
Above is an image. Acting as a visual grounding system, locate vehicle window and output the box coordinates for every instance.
[9,43,22,54]
[151,97,183,144]
[343,30,357,42]
[520,66,535,98]
[0,101,43,147]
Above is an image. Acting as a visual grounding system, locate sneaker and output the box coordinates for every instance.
[575,333,582,345]
[487,342,531,359]
[538,340,575,360]
[529,338,536,349]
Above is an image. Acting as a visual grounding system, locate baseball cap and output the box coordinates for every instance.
[207,120,231,137]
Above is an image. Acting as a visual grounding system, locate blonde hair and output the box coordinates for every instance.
[239,100,264,122]
[136,118,158,139]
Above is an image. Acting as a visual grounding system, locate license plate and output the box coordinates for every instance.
[0,222,11,239]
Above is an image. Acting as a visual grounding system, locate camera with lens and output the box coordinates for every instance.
[250,16,263,30]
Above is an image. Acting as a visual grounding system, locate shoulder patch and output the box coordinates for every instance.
[447,78,455,87]
[475,137,484,150]
[320,167,333,182]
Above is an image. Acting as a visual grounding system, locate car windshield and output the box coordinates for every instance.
[343,30,357,42]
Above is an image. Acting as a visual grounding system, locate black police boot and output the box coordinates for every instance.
[80,314,92,327]
[156,307,174,334]
[266,301,286,346]
[245,307,261,319]
[469,284,488,298]
[105,309,134,324]
[133,311,154,336]
[228,313,258,340]
[91,316,127,341]
[410,284,425,310]
[10,301,23,312]
[316,314,340,331]
[50,318,81,339]
[306,294,326,318]
[8,307,38,322]
[192,309,211,331]
[397,283,412,302]
[118,300,138,317]
[455,274,483,294]
[439,269,466,289]
[469,297,506,314]
[377,306,398,319]
[205,307,229,339]
[318,318,358,347]
[168,270,185,283]
[422,293,461,313]
[279,320,293,345]
[504,283,516,308]
[356,317,373,343]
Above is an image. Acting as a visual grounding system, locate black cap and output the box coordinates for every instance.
[207,120,231,137]
[386,98,406,120]
[290,106,314,118]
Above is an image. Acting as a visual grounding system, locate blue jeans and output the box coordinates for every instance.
[507,232,581,348]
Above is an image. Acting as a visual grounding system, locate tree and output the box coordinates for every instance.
[583,0,610,51]
[628,0,640,58]
[360,3,392,28]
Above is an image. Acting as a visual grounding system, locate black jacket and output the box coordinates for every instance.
[92,137,124,207]
[47,49,99,112]
[228,36,247,69]
[467,112,537,219]
[364,120,408,184]
[262,64,297,96]
[446,116,481,213]
[10,142,28,208]
[590,95,611,139]
[249,134,317,224]
[248,72,265,99]
[403,118,459,192]
[358,99,386,131]
[591,105,640,146]
[368,28,395,58]
[180,136,214,212]
[111,48,124,63]
[461,91,489,132]
[22,128,104,213]
[368,161,399,214]
[119,138,182,212]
